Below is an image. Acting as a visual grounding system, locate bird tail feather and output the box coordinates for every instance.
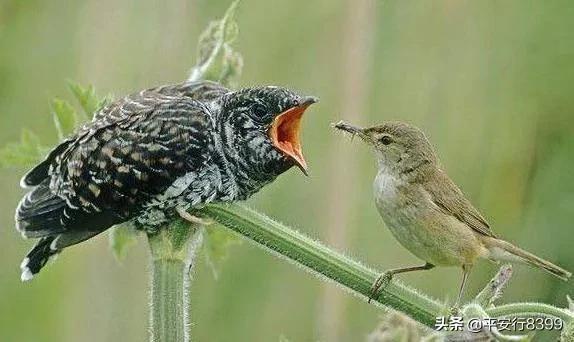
[485,237,571,281]
[16,180,67,238]
[20,230,101,281]
[20,237,59,281]
[15,179,104,281]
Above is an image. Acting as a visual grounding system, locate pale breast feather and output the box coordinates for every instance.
[373,169,403,205]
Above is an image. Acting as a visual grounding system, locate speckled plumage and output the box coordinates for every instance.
[16,80,315,279]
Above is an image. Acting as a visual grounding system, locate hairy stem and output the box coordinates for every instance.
[488,302,574,323]
[150,259,187,342]
[474,264,513,307]
[148,220,203,342]
[197,203,573,328]
[198,203,444,326]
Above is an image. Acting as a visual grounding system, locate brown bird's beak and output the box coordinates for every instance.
[269,96,318,176]
[332,120,368,141]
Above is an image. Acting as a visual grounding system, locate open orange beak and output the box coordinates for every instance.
[268,96,318,176]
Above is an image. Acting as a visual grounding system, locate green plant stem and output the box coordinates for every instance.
[150,259,187,342]
[148,220,203,342]
[488,303,574,322]
[474,264,513,307]
[198,203,574,328]
[198,203,444,326]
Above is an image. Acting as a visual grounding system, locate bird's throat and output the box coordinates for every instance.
[269,104,311,175]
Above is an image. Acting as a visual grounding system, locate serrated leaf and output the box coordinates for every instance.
[189,0,242,85]
[109,224,140,261]
[203,225,241,279]
[97,96,112,112]
[67,81,104,119]
[223,19,239,44]
[195,2,239,66]
[0,129,46,167]
[219,46,243,88]
[196,21,221,68]
[52,98,78,140]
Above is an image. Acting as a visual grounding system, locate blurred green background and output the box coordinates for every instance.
[1,0,573,341]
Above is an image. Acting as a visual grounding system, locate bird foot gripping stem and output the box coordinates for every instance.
[176,207,214,226]
[369,271,394,304]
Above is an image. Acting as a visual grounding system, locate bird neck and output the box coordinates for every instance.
[377,156,437,184]
[220,154,281,200]
[211,105,292,200]
[212,137,286,201]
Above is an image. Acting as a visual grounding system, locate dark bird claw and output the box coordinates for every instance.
[368,272,394,304]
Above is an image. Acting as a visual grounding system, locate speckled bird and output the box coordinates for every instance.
[16,80,317,281]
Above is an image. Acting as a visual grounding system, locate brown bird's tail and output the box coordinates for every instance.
[484,237,571,281]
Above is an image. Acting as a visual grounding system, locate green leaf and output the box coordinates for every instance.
[67,81,106,119]
[97,96,112,113]
[52,98,78,140]
[219,46,243,88]
[0,129,46,168]
[203,224,241,278]
[109,224,140,261]
[0,81,105,170]
[189,0,242,86]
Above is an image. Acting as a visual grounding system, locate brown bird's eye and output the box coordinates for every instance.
[380,135,393,145]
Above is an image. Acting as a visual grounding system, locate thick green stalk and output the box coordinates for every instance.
[198,203,444,326]
[198,203,574,328]
[148,220,203,342]
[150,259,186,342]
[488,303,573,323]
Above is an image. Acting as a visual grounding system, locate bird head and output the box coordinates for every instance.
[219,86,318,179]
[333,120,437,176]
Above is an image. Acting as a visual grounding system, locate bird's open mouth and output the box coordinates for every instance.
[269,97,317,175]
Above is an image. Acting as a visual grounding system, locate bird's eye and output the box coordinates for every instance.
[251,104,268,118]
[291,99,300,107]
[380,135,393,145]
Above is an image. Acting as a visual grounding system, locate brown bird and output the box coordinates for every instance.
[334,120,571,306]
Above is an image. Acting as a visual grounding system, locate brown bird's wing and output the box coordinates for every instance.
[424,169,496,238]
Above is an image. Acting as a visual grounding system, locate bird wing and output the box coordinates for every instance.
[57,92,215,219]
[21,85,217,233]
[21,81,228,188]
[160,80,230,102]
[425,169,496,238]
[17,82,225,278]
[91,80,229,121]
